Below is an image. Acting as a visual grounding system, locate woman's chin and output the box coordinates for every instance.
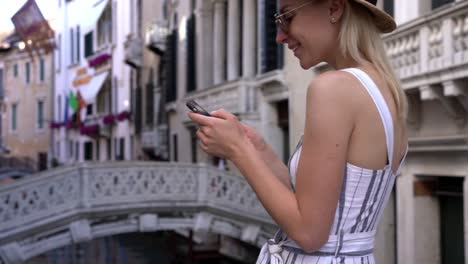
[298,58,317,70]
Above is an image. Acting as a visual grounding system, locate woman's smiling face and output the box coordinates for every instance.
[276,0,344,69]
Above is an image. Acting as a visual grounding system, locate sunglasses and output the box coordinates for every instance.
[274,1,313,34]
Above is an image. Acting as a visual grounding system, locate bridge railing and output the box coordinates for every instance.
[0,162,273,244]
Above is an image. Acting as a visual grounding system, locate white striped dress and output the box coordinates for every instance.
[256,68,408,264]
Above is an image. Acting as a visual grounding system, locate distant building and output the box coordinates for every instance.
[53,0,134,164]
[0,32,52,172]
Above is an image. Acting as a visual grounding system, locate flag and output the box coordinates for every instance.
[69,91,78,112]
[76,91,87,127]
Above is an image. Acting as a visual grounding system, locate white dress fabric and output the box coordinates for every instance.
[256,68,408,264]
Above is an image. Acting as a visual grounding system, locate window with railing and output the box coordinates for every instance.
[97,6,112,48]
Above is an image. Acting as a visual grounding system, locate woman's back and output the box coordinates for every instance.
[256,68,408,263]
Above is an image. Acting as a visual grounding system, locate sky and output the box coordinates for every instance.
[0,0,57,33]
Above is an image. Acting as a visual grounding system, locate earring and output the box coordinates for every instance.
[331,17,336,23]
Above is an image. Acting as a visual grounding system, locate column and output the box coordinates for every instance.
[213,0,227,85]
[196,1,213,89]
[243,0,256,78]
[227,0,240,81]
[464,177,468,264]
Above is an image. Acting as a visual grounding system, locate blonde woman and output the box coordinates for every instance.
[188,0,408,263]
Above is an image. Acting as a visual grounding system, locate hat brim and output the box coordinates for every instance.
[353,0,397,33]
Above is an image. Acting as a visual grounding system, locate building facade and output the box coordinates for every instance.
[0,36,53,172]
[385,0,467,263]
[152,0,468,263]
[53,0,135,164]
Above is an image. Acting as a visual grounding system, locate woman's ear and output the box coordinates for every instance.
[329,0,346,21]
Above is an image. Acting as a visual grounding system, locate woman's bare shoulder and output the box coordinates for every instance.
[307,70,363,104]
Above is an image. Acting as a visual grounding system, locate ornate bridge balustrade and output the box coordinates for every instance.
[0,162,276,264]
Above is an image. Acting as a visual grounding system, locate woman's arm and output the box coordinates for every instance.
[241,123,292,189]
[189,71,357,252]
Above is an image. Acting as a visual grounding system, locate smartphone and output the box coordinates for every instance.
[186,100,211,116]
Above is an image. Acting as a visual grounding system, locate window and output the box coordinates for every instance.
[56,34,61,71]
[11,104,17,131]
[75,141,79,160]
[37,101,44,129]
[0,69,3,98]
[84,32,93,57]
[13,64,18,77]
[97,6,112,47]
[76,26,80,63]
[173,134,178,161]
[107,139,111,160]
[25,62,30,83]
[118,137,125,160]
[261,1,283,73]
[84,142,93,161]
[70,28,74,65]
[383,0,394,18]
[186,15,196,93]
[432,0,454,9]
[58,95,62,121]
[39,59,45,82]
[69,140,73,158]
[164,30,178,102]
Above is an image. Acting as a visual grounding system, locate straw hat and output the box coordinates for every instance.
[352,0,397,33]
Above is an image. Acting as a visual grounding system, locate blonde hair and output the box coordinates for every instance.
[339,1,407,119]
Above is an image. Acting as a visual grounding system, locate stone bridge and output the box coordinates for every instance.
[0,162,276,264]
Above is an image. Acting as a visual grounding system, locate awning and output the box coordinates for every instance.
[79,70,109,104]
[82,0,109,33]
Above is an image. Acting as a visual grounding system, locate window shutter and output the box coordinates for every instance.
[76,26,80,63]
[164,31,177,102]
[145,82,154,126]
[186,14,196,93]
[432,0,454,9]
[262,1,282,73]
[134,87,142,133]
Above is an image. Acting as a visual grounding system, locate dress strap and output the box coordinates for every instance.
[340,68,395,169]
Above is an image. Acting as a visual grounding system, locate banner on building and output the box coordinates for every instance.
[11,0,55,58]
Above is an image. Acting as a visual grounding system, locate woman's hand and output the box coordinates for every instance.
[188,109,252,160]
[241,123,267,153]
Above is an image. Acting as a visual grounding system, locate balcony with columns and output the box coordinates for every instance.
[383,0,468,153]
[384,0,468,118]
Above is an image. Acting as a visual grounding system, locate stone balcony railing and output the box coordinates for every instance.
[183,79,256,120]
[384,1,468,86]
[384,1,468,120]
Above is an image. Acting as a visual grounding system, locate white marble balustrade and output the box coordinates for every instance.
[384,1,468,82]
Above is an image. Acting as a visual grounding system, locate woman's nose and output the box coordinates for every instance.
[276,29,288,44]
